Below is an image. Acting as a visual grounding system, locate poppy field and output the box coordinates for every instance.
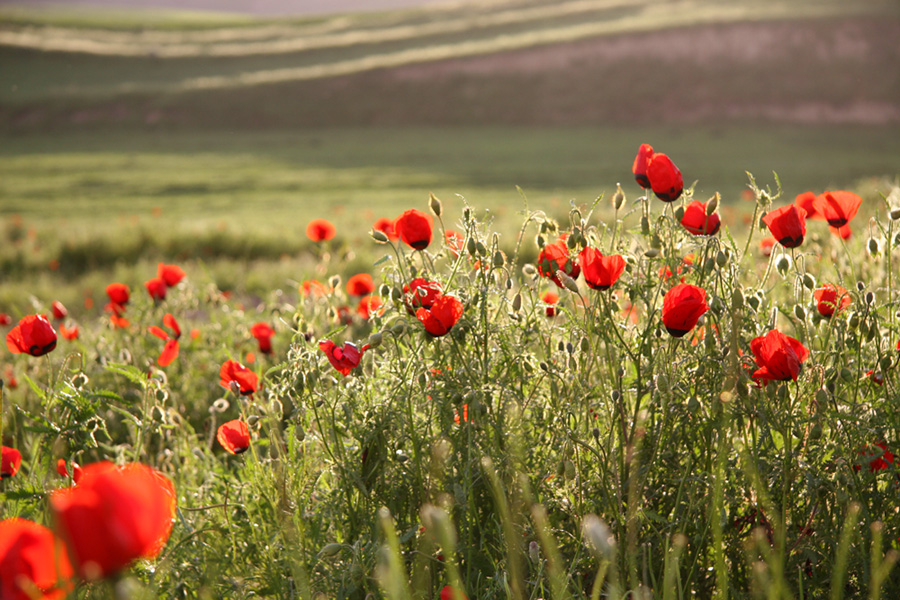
[2,136,900,600]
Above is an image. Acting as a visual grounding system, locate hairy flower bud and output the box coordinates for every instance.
[429,192,442,217]
[371,229,389,243]
[613,183,626,210]
[802,273,816,290]
[557,270,580,293]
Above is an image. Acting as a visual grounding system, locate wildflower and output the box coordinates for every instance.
[306,218,336,242]
[647,153,683,202]
[145,277,167,302]
[6,314,57,357]
[760,237,775,257]
[661,284,709,337]
[300,279,330,297]
[815,191,862,228]
[50,461,176,580]
[445,230,465,257]
[632,143,654,188]
[373,217,399,241]
[794,191,822,220]
[57,459,84,484]
[148,314,181,367]
[763,205,807,248]
[579,247,626,291]
[0,313,10,326]
[346,273,375,296]
[0,518,74,600]
[749,329,809,382]
[1,446,22,479]
[395,209,433,250]
[51,300,68,320]
[416,295,464,337]
[829,224,852,240]
[357,295,383,319]
[60,324,79,341]
[865,370,884,386]
[319,340,368,376]
[855,441,894,472]
[250,322,275,355]
[219,360,258,395]
[543,291,559,317]
[157,263,185,287]
[217,419,251,455]
[440,586,469,600]
[537,240,581,288]
[105,283,130,316]
[404,278,443,314]
[680,200,721,235]
[813,284,851,318]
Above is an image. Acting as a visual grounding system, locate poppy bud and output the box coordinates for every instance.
[429,192,442,217]
[867,238,881,256]
[391,321,407,336]
[674,205,685,221]
[656,374,669,393]
[613,183,626,210]
[371,229,390,243]
[794,305,806,321]
[523,264,537,277]
[512,293,522,312]
[295,426,306,441]
[716,250,728,267]
[644,248,660,258]
[880,356,892,370]
[802,273,816,290]
[857,281,866,291]
[592,427,600,440]
[847,312,860,329]
[865,291,875,305]
[775,255,792,276]
[367,332,383,349]
[706,193,720,215]
[476,241,487,256]
[891,207,900,221]
[747,294,761,311]
[651,234,663,250]
[467,236,478,257]
[564,460,576,480]
[493,251,505,268]
[732,288,745,310]
[580,337,590,353]
[557,271,580,293]
[319,543,343,558]
[703,257,716,274]
[641,215,650,235]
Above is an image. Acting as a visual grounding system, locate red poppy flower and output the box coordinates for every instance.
[680,200,721,235]
[157,263,186,287]
[109,314,130,329]
[661,284,709,338]
[250,322,275,355]
[148,314,181,367]
[1,446,22,479]
[145,277,167,302]
[346,273,375,296]
[440,586,469,600]
[404,278,443,314]
[300,279,330,297]
[579,247,626,291]
[647,152,683,202]
[0,518,74,600]
[542,291,559,317]
[51,300,67,320]
[445,229,465,257]
[6,314,57,357]
[57,459,84,484]
[0,313,11,326]
[217,419,251,455]
[373,217,399,241]
[219,359,258,395]
[794,191,822,220]
[763,205,807,248]
[632,143,654,188]
[760,237,775,257]
[815,191,862,228]
[658,255,694,282]
[865,370,884,386]
[60,324,79,341]
[50,461,176,580]
[105,283,129,316]
[537,240,581,288]
[855,441,894,472]
[813,284,851,318]
[357,295,383,319]
[4,365,18,389]
[416,295,464,337]
[749,329,809,382]
[306,218,336,242]
[395,209,433,250]
[319,340,368,376]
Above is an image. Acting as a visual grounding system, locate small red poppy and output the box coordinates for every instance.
[105,283,130,316]
[815,191,861,228]
[357,295,383,319]
[6,314,57,357]
[537,240,581,288]
[373,217,399,241]
[794,191,822,220]
[763,205,807,249]
[855,441,894,472]
[416,295,464,337]
[680,200,721,235]
[300,279,330,297]
[647,153,683,202]
[319,340,367,376]
[445,230,465,257]
[579,247,626,291]
[0,313,10,326]
[542,291,559,317]
[306,218,336,242]
[145,277,167,302]
[865,370,884,386]
[157,263,186,287]
[50,461,176,580]
[60,324,79,341]
[217,419,251,455]
[57,458,84,484]
[0,518,74,600]
[51,300,68,320]
[250,322,275,355]
[148,314,181,367]
[440,585,469,600]
[760,237,775,257]
[395,209,433,250]
[346,273,375,296]
[404,278,443,314]
[1,446,22,479]
[219,359,258,395]
[749,329,809,382]
[661,284,709,338]
[632,143,654,188]
[813,284,851,318]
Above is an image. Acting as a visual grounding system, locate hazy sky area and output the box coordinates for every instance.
[0,0,464,16]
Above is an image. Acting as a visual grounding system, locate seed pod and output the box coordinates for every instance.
[794,305,806,321]
[715,250,728,267]
[706,193,720,215]
[467,236,478,257]
[371,229,389,243]
[802,273,816,290]
[613,183,626,210]
[732,287,745,310]
[641,215,650,235]
[429,192,442,217]
[476,241,487,257]
[512,293,522,312]
[891,207,900,221]
[775,255,792,276]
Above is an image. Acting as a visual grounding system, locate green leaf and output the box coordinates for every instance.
[105,362,148,389]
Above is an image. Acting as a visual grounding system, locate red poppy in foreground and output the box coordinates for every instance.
[373,217,399,241]
[404,278,443,313]
[395,209,433,250]
[440,585,469,600]
[319,340,368,376]
[680,200,721,235]
[815,191,862,228]
[647,152,683,202]
[813,284,851,318]
[632,143,654,188]
[306,218,336,242]
[6,314,57,357]
[537,240,580,288]
[157,263,186,287]
[145,277,167,302]
[763,205,807,249]
[50,462,176,580]
[51,300,68,320]
[250,322,275,354]
[1,446,22,479]
[0,518,74,600]
[855,441,894,473]
[416,295,464,337]
[219,359,258,395]
[750,329,809,382]
[57,459,84,484]
[661,284,708,338]
[542,291,559,317]
[217,419,251,455]
[346,273,375,296]
[579,247,626,291]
